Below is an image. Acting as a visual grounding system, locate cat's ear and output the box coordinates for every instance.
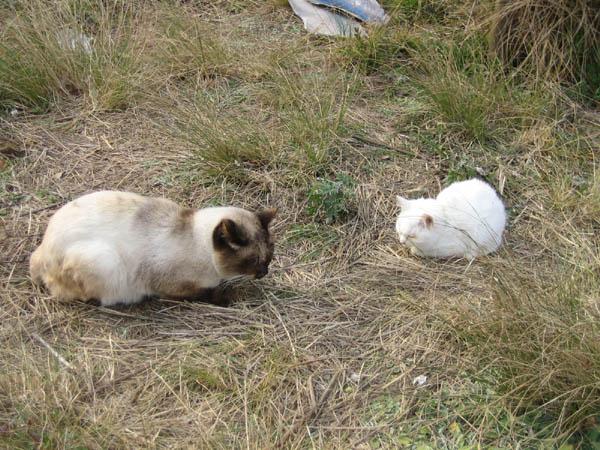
[213,219,248,250]
[419,214,434,229]
[396,196,409,209]
[257,207,277,229]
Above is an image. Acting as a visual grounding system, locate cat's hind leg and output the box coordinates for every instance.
[29,246,45,286]
[50,242,142,306]
[410,246,425,257]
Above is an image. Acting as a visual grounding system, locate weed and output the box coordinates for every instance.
[306,173,356,223]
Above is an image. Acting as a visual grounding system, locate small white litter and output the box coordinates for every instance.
[56,29,94,55]
[412,374,427,386]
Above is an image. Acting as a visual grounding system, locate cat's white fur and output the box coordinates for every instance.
[395,178,506,259]
[30,191,272,306]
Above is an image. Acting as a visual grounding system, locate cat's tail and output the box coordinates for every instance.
[473,172,505,202]
[29,246,45,286]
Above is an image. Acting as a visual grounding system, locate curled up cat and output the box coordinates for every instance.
[30,191,277,307]
[395,178,506,260]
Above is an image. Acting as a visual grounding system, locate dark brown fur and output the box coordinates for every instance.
[174,208,195,234]
[133,202,278,303]
[134,197,181,229]
[213,208,277,279]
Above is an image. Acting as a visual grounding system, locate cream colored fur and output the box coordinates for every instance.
[30,191,261,306]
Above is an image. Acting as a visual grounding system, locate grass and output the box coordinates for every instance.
[1,0,599,448]
[409,36,554,144]
[489,0,600,87]
[307,173,357,223]
[0,0,151,111]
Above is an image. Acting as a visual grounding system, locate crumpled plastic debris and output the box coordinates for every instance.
[56,29,94,55]
[288,0,365,37]
[288,0,387,37]
[309,0,388,24]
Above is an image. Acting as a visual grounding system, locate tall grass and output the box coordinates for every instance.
[267,69,357,172]
[0,0,150,111]
[414,37,552,143]
[442,241,600,439]
[164,85,277,181]
[150,6,230,82]
[489,0,600,90]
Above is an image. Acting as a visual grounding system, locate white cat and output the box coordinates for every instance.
[395,178,506,259]
[30,191,277,306]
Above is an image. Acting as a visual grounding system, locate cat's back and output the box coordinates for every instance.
[437,179,506,244]
[48,191,146,229]
[44,191,181,247]
[437,179,503,213]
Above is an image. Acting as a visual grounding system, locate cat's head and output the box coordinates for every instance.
[212,208,277,280]
[395,196,435,245]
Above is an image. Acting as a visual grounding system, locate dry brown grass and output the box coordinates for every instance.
[489,0,600,86]
[1,0,599,448]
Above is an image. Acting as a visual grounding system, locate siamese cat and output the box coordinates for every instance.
[30,191,277,306]
[395,178,506,260]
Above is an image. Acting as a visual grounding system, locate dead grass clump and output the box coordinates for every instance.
[489,0,600,88]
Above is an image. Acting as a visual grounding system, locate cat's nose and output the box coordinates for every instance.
[255,266,268,279]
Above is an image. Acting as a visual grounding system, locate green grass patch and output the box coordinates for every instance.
[414,38,552,143]
[266,69,358,173]
[165,84,277,181]
[0,0,149,111]
[151,6,230,82]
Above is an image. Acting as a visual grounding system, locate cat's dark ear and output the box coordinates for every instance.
[213,219,248,250]
[257,208,277,230]
[396,196,409,209]
[420,214,433,229]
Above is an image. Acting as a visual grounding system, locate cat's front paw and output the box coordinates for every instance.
[210,288,232,307]
[186,287,231,307]
[410,246,424,257]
